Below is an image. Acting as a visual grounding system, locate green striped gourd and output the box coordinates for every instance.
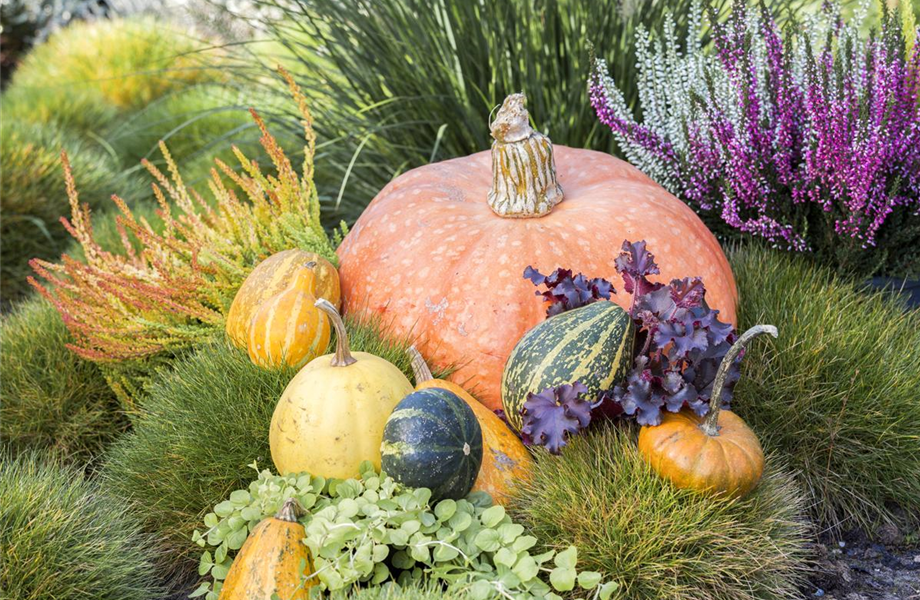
[501,301,634,432]
[380,388,483,501]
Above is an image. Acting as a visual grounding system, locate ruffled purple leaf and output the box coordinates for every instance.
[524,266,615,318]
[614,240,663,299]
[521,382,592,454]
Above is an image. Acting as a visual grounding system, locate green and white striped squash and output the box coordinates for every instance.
[380,388,483,501]
[501,301,635,432]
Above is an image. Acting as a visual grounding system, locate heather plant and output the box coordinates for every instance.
[590,0,920,277]
[0,120,144,302]
[30,68,338,408]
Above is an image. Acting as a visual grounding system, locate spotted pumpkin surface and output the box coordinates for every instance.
[337,147,737,410]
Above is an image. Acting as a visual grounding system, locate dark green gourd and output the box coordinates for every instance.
[380,388,483,501]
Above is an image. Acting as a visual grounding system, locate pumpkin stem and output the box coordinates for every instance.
[487,93,564,218]
[700,324,778,436]
[314,298,357,367]
[275,497,305,522]
[407,345,434,383]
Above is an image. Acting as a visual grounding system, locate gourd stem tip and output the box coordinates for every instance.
[407,345,434,384]
[701,324,778,436]
[314,298,357,367]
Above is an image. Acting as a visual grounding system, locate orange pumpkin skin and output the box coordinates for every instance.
[337,147,737,411]
[227,249,340,349]
[637,409,765,498]
[218,499,316,600]
[247,271,331,368]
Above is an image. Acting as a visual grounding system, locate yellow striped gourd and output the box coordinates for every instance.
[501,301,634,432]
[247,269,331,369]
[226,249,339,349]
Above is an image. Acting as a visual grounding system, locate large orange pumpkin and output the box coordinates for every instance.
[337,94,737,411]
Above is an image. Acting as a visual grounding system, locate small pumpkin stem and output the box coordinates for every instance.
[275,497,305,522]
[487,93,563,218]
[314,298,356,367]
[407,345,434,383]
[700,324,779,436]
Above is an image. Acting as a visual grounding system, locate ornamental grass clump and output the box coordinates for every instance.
[590,0,920,276]
[30,68,338,407]
[508,425,811,600]
[729,244,920,532]
[0,297,124,464]
[253,0,722,222]
[0,451,167,600]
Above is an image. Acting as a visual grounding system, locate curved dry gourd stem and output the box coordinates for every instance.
[314,298,356,367]
[407,345,434,383]
[487,93,564,218]
[700,324,779,436]
[275,497,305,522]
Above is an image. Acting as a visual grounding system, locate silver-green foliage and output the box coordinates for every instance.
[193,462,618,600]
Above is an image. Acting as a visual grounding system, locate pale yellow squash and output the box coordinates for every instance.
[269,299,413,478]
[247,269,331,369]
[226,249,340,349]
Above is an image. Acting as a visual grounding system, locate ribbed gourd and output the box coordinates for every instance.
[247,268,331,368]
[501,301,634,432]
[218,498,316,600]
[269,299,414,479]
[226,249,339,349]
[638,325,775,498]
[407,346,531,504]
[381,387,483,501]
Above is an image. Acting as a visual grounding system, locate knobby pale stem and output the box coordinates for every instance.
[314,298,356,367]
[700,324,778,436]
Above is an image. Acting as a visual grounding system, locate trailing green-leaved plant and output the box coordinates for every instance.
[193,462,617,600]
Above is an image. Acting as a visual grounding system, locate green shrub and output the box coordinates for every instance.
[1,84,117,133]
[0,120,141,301]
[729,244,920,532]
[0,297,124,464]
[102,315,429,573]
[10,17,220,112]
[257,0,727,223]
[508,425,811,600]
[0,451,166,600]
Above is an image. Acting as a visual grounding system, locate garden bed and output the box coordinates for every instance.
[2,1,919,599]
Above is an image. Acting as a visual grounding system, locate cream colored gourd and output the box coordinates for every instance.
[269,299,413,478]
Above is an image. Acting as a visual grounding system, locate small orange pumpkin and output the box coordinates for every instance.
[637,325,777,498]
[407,346,532,504]
[227,249,339,349]
[247,269,331,368]
[218,498,316,600]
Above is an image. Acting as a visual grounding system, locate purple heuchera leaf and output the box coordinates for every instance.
[614,240,663,300]
[610,240,740,425]
[521,382,592,454]
[524,266,614,317]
